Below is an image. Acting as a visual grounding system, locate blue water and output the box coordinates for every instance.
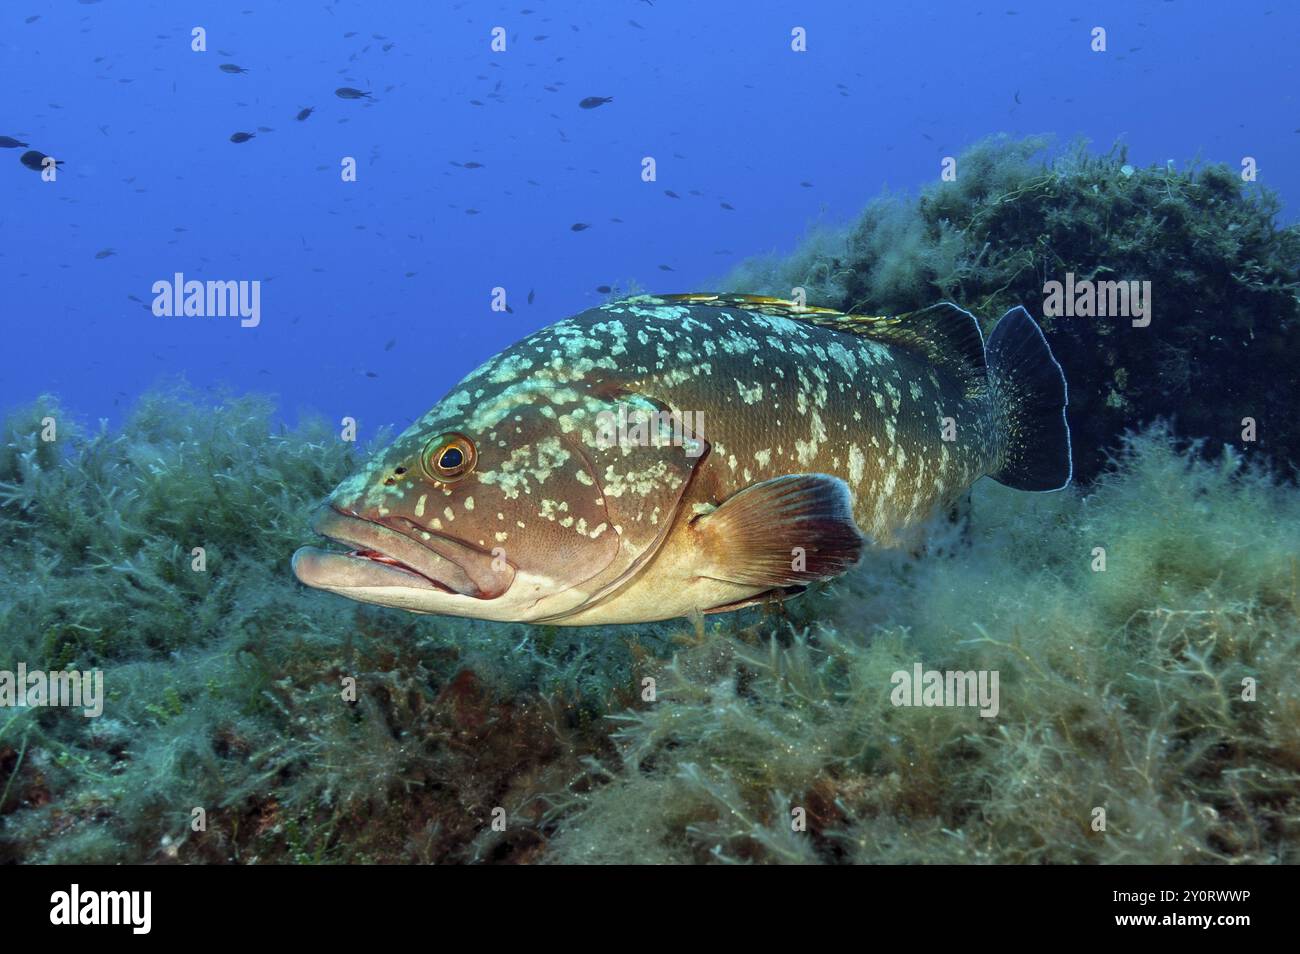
[3,0,1296,437]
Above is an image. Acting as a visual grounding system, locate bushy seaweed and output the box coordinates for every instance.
[2,386,1296,864]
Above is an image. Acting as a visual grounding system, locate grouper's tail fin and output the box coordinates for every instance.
[986,306,1072,492]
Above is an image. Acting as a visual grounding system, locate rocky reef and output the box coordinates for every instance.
[723,135,1300,484]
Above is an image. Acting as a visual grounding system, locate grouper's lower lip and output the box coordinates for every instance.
[293,507,511,599]
[291,545,456,593]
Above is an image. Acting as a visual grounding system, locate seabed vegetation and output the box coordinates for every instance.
[2,137,1298,864]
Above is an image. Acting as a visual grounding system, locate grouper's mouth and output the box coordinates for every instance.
[292,506,513,600]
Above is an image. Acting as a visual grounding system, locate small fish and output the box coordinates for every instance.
[384,338,397,351]
[257,126,274,133]
[293,295,1070,624]
[578,96,613,109]
[94,248,116,259]
[335,87,373,100]
[230,131,255,143]
[595,285,612,293]
[664,190,680,199]
[219,63,249,74]
[0,136,29,149]
[296,107,314,121]
[658,264,674,271]
[570,222,591,232]
[527,289,535,304]
[462,161,484,169]
[720,202,735,210]
[19,150,62,171]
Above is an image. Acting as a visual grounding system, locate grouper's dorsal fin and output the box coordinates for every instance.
[654,292,850,321]
[656,294,989,398]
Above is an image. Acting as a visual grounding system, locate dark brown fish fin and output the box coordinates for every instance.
[693,474,864,587]
[658,295,988,399]
[985,306,1072,491]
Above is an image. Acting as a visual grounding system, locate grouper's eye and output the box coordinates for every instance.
[422,433,477,482]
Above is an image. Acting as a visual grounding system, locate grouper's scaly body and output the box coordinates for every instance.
[293,294,1071,625]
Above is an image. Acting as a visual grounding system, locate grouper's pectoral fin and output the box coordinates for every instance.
[692,474,865,588]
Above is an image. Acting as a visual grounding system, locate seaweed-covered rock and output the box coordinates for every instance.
[724,136,1300,483]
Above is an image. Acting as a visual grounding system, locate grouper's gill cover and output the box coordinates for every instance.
[293,294,1071,625]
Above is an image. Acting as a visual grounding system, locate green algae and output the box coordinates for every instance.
[1,386,1297,864]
